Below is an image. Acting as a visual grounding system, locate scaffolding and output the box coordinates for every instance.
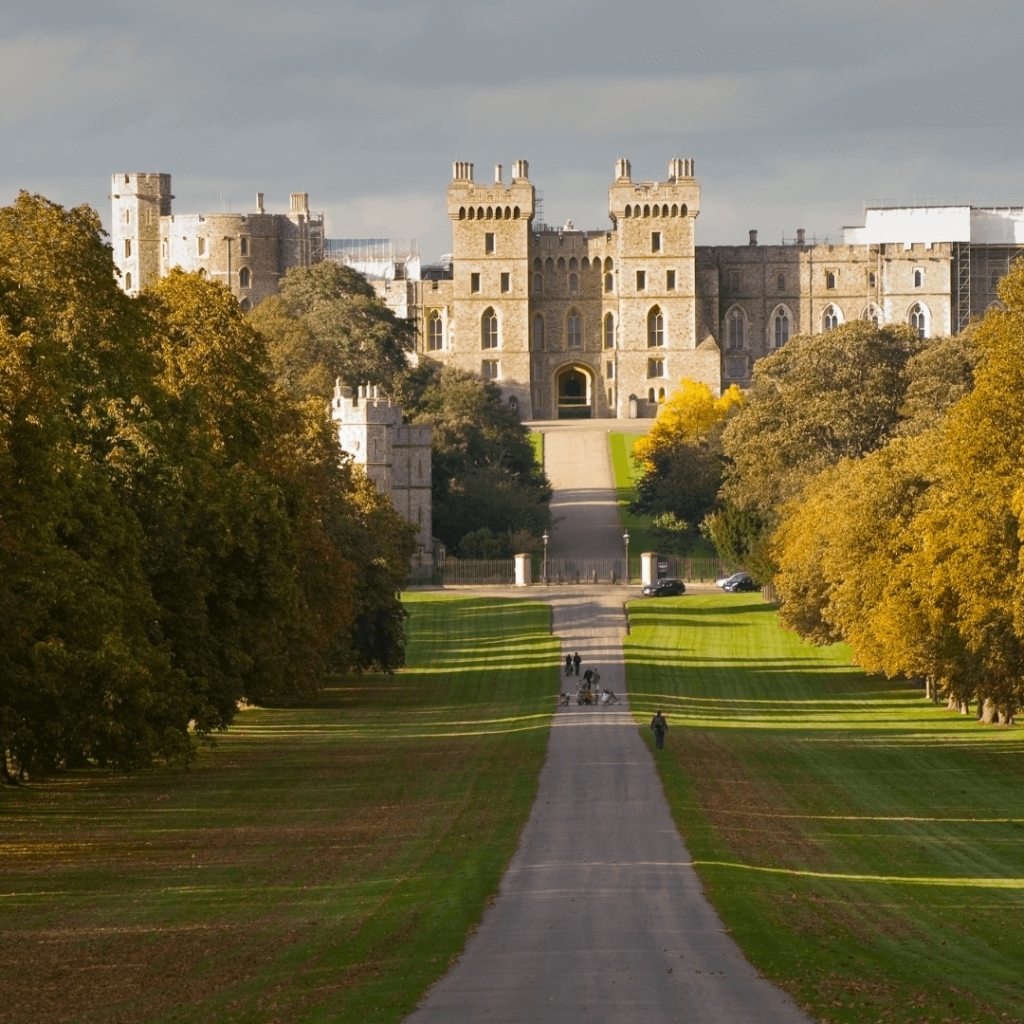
[955,241,971,334]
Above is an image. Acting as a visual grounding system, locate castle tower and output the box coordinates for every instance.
[607,158,717,408]
[445,159,536,416]
[110,173,173,295]
[330,381,433,570]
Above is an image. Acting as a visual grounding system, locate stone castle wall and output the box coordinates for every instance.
[330,382,433,569]
[112,174,323,308]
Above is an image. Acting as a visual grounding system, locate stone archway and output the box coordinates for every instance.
[555,364,594,419]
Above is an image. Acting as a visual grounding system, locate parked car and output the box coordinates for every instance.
[716,570,749,588]
[723,574,757,593]
[641,578,686,597]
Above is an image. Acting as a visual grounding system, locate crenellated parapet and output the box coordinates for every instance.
[608,157,700,224]
[330,380,433,568]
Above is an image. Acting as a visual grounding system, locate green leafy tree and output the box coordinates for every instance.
[406,365,552,552]
[253,261,414,399]
[0,193,187,778]
[722,321,924,518]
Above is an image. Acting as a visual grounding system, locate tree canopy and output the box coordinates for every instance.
[769,264,1024,721]
[249,261,414,401]
[402,365,552,556]
[0,194,413,781]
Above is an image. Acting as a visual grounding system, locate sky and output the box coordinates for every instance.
[1,0,1021,263]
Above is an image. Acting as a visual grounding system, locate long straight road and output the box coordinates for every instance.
[404,423,811,1023]
[539,420,628,561]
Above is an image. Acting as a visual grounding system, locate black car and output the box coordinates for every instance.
[723,574,757,593]
[641,577,686,597]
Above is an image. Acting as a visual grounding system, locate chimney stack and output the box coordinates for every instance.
[749,230,758,247]
[796,228,806,245]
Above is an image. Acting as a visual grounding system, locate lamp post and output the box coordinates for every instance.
[542,530,549,585]
[623,529,630,584]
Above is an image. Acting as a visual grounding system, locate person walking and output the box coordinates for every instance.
[572,652,582,676]
[583,668,594,689]
[650,711,668,749]
[565,654,573,677]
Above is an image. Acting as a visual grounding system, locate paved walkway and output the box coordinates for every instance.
[405,424,811,1023]
[539,421,630,561]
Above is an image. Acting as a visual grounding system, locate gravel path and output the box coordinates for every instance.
[404,425,812,1023]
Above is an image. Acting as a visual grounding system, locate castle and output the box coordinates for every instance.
[330,381,433,571]
[112,165,1024,422]
[110,172,323,309]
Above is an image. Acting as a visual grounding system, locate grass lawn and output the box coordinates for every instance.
[527,429,543,471]
[0,594,559,1024]
[608,431,716,561]
[625,592,1024,1024]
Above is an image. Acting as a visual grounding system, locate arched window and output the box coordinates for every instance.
[581,257,590,271]
[826,271,836,289]
[125,272,132,291]
[773,310,789,348]
[467,207,475,220]
[569,257,578,270]
[533,274,542,294]
[604,257,613,272]
[533,257,542,270]
[604,313,615,349]
[567,312,582,348]
[428,311,444,351]
[914,268,923,288]
[569,273,579,293]
[658,387,666,401]
[647,306,664,347]
[671,204,678,216]
[197,268,207,280]
[680,204,687,216]
[239,267,250,288]
[823,305,840,330]
[240,298,251,312]
[728,309,745,349]
[557,257,566,271]
[625,205,632,217]
[459,207,466,220]
[481,308,498,349]
[532,315,544,350]
[648,388,656,403]
[862,304,881,326]
[545,257,554,271]
[643,204,650,217]
[909,303,928,338]
[604,273,614,293]
[776,272,786,292]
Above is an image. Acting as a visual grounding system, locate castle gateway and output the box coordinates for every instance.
[410,158,722,420]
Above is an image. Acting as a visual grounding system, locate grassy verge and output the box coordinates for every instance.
[608,431,715,559]
[0,594,559,1024]
[528,429,543,471]
[625,592,1024,1024]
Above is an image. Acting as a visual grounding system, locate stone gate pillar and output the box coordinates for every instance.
[514,553,533,587]
[641,552,659,586]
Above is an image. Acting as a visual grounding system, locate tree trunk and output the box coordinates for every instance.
[979,698,998,724]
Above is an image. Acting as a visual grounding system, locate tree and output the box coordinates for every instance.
[633,379,743,464]
[406,365,552,552]
[721,321,924,518]
[0,193,187,778]
[0,196,416,780]
[252,262,414,399]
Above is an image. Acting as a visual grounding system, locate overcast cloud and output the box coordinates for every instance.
[0,0,1018,260]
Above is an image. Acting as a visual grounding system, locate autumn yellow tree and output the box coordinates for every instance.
[633,379,743,468]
